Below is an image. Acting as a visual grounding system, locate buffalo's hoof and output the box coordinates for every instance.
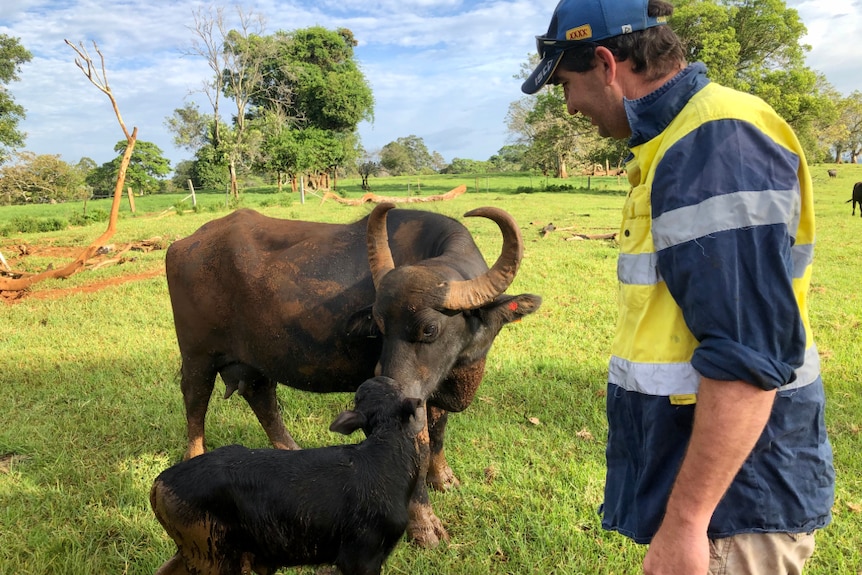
[427,464,460,492]
[407,507,450,548]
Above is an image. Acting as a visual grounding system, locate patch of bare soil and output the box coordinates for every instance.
[0,453,30,473]
[1,239,165,303]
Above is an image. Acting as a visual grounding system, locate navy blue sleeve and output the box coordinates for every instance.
[651,119,805,390]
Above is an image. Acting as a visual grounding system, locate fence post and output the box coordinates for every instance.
[126,186,136,213]
[186,179,197,207]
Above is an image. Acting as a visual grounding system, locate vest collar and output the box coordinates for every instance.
[625,62,710,147]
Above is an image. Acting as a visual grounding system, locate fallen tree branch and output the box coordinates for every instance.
[565,232,617,241]
[320,184,467,206]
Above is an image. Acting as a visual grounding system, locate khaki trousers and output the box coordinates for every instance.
[708,532,816,575]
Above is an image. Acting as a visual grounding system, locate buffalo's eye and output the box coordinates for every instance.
[420,323,438,341]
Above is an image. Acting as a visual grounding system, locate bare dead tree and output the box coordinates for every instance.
[185,6,228,150]
[184,5,268,198]
[0,40,137,293]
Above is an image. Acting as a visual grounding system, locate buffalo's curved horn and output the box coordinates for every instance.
[442,207,524,310]
[367,202,396,289]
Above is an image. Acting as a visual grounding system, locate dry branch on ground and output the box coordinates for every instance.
[530,221,617,241]
[320,184,467,205]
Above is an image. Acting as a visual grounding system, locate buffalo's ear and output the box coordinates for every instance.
[345,306,380,338]
[330,410,366,435]
[482,294,543,326]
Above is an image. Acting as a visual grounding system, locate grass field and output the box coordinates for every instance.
[1,167,861,574]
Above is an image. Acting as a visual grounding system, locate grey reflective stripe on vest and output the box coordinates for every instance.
[792,242,814,279]
[618,252,662,285]
[609,343,820,395]
[651,189,801,251]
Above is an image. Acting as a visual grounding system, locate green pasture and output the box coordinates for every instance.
[1,167,860,574]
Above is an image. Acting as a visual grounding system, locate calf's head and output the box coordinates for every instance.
[329,376,426,438]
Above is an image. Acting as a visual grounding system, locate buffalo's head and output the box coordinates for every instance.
[363,203,541,407]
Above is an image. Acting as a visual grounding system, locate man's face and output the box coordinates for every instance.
[553,65,630,140]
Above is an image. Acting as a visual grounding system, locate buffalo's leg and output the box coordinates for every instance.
[406,423,449,548]
[239,376,300,451]
[181,359,217,460]
[426,406,460,491]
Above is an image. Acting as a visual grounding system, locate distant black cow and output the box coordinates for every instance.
[827,169,837,178]
[849,182,862,217]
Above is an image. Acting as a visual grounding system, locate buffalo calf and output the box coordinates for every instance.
[150,376,424,575]
[849,182,862,217]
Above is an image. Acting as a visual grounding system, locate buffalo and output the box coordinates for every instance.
[164,202,541,547]
[849,182,862,217]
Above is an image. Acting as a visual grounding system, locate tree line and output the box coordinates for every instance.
[2,0,862,206]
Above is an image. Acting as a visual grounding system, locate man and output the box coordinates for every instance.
[522,1,835,574]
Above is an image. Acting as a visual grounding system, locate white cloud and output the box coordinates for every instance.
[2,0,858,172]
[2,0,550,168]
[786,0,862,94]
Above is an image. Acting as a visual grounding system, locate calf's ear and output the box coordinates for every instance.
[330,410,366,435]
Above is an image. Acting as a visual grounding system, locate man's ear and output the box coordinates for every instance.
[594,46,617,83]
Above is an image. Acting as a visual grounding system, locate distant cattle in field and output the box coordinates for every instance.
[848,182,862,217]
[827,169,837,178]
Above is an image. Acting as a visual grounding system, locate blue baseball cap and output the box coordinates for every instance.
[521,0,667,94]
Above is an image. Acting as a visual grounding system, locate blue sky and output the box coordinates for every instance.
[1,0,860,171]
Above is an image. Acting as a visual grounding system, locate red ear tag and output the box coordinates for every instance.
[508,301,519,311]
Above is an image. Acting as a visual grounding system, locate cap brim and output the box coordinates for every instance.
[521,50,564,95]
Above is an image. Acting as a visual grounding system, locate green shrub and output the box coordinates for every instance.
[69,207,110,227]
[173,200,191,215]
[544,183,577,192]
[0,216,69,236]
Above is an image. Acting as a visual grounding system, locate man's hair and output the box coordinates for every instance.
[554,0,686,82]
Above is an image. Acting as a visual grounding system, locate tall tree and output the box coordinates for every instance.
[164,102,212,153]
[185,5,268,198]
[0,152,85,205]
[671,0,829,159]
[832,90,862,164]
[509,86,625,178]
[247,26,373,188]
[251,27,373,131]
[88,140,171,196]
[0,35,33,163]
[356,148,380,191]
[379,135,437,175]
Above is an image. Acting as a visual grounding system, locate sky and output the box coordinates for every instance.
[1,0,861,172]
